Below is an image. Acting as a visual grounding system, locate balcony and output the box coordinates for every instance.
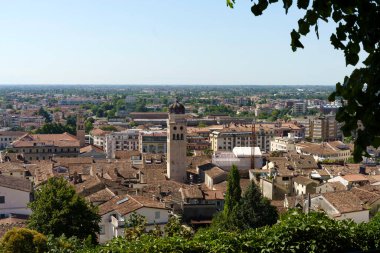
[110,215,125,228]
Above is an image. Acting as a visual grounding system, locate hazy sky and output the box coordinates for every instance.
[0,1,354,85]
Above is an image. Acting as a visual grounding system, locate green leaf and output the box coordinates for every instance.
[297,0,309,9]
[283,0,293,14]
[315,23,319,39]
[226,0,235,8]
[330,34,345,49]
[345,52,359,66]
[328,91,336,102]
[251,0,269,16]
[291,29,304,51]
[332,10,343,22]
[298,19,310,35]
[305,10,318,24]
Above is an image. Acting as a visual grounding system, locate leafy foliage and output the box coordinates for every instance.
[33,123,76,135]
[1,227,47,253]
[84,117,95,133]
[229,0,380,161]
[8,211,380,252]
[46,234,93,253]
[99,125,117,132]
[79,211,380,252]
[38,107,52,123]
[164,216,192,239]
[27,177,100,242]
[124,212,147,240]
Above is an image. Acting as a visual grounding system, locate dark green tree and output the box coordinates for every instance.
[33,123,75,135]
[224,165,241,217]
[238,181,278,229]
[100,125,118,132]
[38,107,52,123]
[28,177,100,242]
[85,118,94,133]
[212,165,242,230]
[228,0,380,161]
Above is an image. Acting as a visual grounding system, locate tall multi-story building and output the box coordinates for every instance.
[167,100,187,182]
[295,115,342,142]
[293,102,307,115]
[104,130,140,159]
[9,132,80,161]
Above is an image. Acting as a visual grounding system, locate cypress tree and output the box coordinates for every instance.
[223,165,241,217]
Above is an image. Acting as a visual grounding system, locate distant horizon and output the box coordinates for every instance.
[0,83,335,86]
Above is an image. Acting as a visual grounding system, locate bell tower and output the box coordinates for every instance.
[167,100,187,182]
[76,113,86,147]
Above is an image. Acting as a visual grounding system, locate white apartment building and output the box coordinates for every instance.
[105,130,140,159]
[210,125,275,153]
[0,175,33,218]
[295,141,351,162]
[270,133,298,152]
[0,131,26,150]
[98,194,169,243]
[90,129,111,148]
[212,147,263,170]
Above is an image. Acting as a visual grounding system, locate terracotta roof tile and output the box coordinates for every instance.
[12,133,80,148]
[351,187,380,206]
[293,176,318,186]
[98,194,167,216]
[323,191,365,213]
[342,174,369,182]
[0,175,32,192]
[204,166,227,179]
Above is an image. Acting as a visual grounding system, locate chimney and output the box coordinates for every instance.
[359,166,366,175]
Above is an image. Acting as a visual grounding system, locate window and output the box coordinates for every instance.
[155,211,160,219]
[0,196,4,204]
[99,225,105,235]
